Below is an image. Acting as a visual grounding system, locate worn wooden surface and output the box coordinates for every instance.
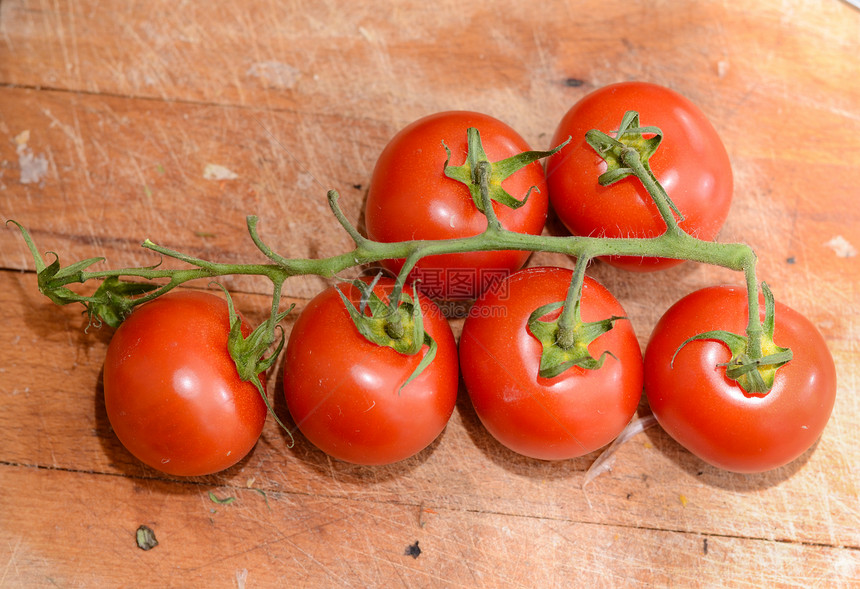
[1,1,859,587]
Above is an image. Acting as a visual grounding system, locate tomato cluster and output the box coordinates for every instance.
[102,82,836,476]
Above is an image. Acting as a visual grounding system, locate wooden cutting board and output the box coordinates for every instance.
[1,0,858,586]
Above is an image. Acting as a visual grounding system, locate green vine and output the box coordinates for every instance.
[7,111,790,402]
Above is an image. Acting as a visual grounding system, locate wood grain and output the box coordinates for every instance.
[2,464,857,588]
[1,0,858,586]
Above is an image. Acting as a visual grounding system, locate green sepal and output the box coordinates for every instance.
[88,277,159,327]
[672,283,793,395]
[44,254,105,282]
[401,330,437,392]
[585,111,683,221]
[10,220,104,305]
[443,127,569,213]
[671,329,748,367]
[336,280,437,393]
[527,300,625,379]
[221,285,295,438]
[8,220,162,327]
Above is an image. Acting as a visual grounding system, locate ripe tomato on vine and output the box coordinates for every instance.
[365,111,552,299]
[644,286,836,473]
[459,266,643,460]
[103,291,268,476]
[283,277,459,465]
[546,82,733,272]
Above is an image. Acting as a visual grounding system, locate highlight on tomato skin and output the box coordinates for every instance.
[458,266,644,461]
[103,291,268,477]
[643,285,837,474]
[365,110,551,300]
[282,277,460,466]
[545,81,734,272]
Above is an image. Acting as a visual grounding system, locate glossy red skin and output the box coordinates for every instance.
[283,278,459,465]
[103,291,267,476]
[644,286,837,473]
[365,111,549,299]
[459,266,643,460]
[546,82,733,272]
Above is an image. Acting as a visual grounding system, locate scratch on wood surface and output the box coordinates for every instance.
[188,491,377,576]
[831,551,860,584]
[120,19,171,97]
[0,3,13,52]
[775,483,800,541]
[548,524,646,587]
[41,107,94,189]
[283,534,350,586]
[791,91,860,124]
[0,535,23,586]
[66,0,82,88]
[235,568,248,589]
[44,0,81,88]
[153,121,191,185]
[246,61,300,89]
[812,471,841,546]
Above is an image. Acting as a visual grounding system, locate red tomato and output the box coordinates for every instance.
[283,278,459,465]
[644,286,837,473]
[365,111,549,300]
[459,266,643,460]
[546,82,733,271]
[103,291,268,476]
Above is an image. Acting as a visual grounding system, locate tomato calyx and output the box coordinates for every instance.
[671,282,793,395]
[336,277,438,392]
[442,128,568,215]
[528,300,625,378]
[220,285,295,434]
[527,259,625,378]
[585,111,684,222]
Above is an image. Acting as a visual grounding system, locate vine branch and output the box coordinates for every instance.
[8,114,776,395]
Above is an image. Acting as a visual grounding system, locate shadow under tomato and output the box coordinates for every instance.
[454,375,597,480]
[640,406,817,492]
[270,353,445,483]
[93,366,271,494]
[13,269,253,493]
